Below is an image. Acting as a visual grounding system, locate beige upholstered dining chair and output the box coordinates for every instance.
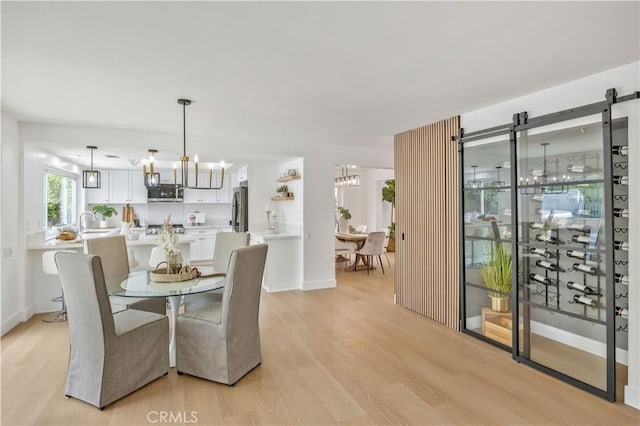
[183,232,249,312]
[55,252,169,409]
[84,236,166,315]
[335,237,357,270]
[354,231,387,275]
[176,244,268,385]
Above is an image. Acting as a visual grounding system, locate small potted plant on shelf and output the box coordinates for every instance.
[91,204,118,228]
[336,206,351,233]
[481,241,513,313]
[276,184,289,198]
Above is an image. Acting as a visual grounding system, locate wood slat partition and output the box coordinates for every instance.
[394,116,460,330]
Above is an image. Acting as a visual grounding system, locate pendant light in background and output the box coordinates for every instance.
[82,146,101,189]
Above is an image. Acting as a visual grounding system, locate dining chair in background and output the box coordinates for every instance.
[55,252,169,409]
[183,232,250,312]
[176,244,268,385]
[84,236,166,315]
[335,237,357,270]
[354,231,386,274]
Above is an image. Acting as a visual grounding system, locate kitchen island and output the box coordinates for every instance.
[27,232,194,313]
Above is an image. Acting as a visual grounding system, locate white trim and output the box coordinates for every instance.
[624,385,640,409]
[302,279,336,291]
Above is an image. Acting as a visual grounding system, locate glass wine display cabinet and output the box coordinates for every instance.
[459,88,636,401]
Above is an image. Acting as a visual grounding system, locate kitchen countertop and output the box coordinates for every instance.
[250,230,300,241]
[28,234,195,250]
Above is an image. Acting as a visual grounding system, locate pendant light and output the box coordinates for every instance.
[82,146,101,189]
[142,99,225,189]
[466,165,482,189]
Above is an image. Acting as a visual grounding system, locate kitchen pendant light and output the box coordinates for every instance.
[466,165,482,189]
[82,146,101,189]
[142,99,225,189]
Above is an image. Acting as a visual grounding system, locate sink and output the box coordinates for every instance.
[82,227,118,233]
[80,228,120,239]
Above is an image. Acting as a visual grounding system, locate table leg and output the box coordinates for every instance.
[168,295,181,368]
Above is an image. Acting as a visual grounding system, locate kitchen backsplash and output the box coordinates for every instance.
[109,203,232,227]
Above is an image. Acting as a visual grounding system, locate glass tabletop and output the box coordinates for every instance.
[106,268,225,298]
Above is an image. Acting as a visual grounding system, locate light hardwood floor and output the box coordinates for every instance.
[2,254,639,425]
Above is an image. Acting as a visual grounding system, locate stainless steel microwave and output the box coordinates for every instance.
[147,185,183,202]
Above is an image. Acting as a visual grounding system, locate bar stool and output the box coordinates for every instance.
[42,250,73,322]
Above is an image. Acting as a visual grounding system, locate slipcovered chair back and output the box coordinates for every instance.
[85,235,166,315]
[222,244,267,333]
[84,235,129,278]
[214,232,250,272]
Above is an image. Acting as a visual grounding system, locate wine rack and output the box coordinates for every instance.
[612,136,629,337]
[459,88,638,402]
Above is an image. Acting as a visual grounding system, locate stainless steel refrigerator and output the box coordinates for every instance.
[232,182,248,232]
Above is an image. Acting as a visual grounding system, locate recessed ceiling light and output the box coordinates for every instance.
[105,154,120,158]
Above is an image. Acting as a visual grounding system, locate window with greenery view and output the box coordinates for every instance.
[45,170,77,228]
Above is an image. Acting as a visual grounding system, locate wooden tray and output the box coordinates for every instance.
[150,263,200,283]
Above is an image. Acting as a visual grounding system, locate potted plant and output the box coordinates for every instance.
[381,179,395,252]
[481,242,513,312]
[91,204,118,228]
[276,184,289,197]
[336,206,351,233]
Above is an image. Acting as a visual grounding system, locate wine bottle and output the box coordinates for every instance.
[615,306,629,319]
[573,294,595,307]
[613,208,630,218]
[536,260,558,271]
[613,176,629,185]
[567,224,590,233]
[612,145,629,156]
[530,247,555,258]
[529,273,553,285]
[572,235,591,245]
[530,222,545,229]
[615,274,629,286]
[573,263,597,275]
[536,234,559,244]
[614,241,629,251]
[567,164,593,173]
[567,281,599,295]
[566,249,587,260]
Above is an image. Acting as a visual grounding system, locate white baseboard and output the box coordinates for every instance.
[467,315,628,365]
[302,279,336,291]
[1,311,23,336]
[1,304,35,336]
[624,385,640,409]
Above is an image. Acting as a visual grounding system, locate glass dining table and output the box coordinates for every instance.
[105,269,225,367]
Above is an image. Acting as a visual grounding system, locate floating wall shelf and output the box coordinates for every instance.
[271,196,294,201]
[276,175,301,182]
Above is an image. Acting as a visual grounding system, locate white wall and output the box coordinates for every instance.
[461,61,639,408]
[1,112,26,335]
[337,168,394,233]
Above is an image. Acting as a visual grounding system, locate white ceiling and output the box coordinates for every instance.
[2,1,639,168]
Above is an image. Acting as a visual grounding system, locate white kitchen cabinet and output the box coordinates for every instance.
[187,229,216,261]
[86,172,111,204]
[109,170,147,204]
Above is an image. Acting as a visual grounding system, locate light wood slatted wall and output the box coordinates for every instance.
[394,116,460,330]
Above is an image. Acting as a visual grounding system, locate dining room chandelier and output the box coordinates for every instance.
[335,165,360,188]
[142,98,225,189]
[519,142,569,195]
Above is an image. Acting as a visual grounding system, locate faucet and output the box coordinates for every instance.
[79,211,96,232]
